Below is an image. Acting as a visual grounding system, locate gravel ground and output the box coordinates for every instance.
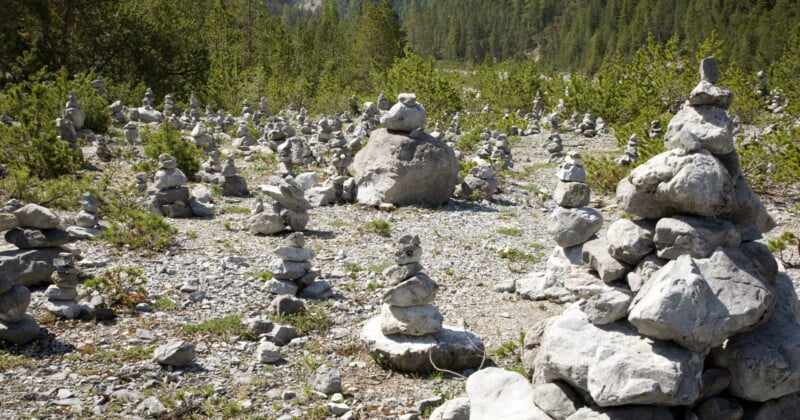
[1,131,798,419]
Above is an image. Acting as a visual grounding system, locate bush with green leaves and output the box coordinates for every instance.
[84,266,148,310]
[738,125,800,194]
[101,208,177,252]
[141,123,201,176]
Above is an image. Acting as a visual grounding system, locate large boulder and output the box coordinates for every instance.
[353,128,458,206]
[549,207,603,248]
[534,305,703,407]
[710,270,800,402]
[628,248,776,352]
[664,105,735,155]
[0,248,65,287]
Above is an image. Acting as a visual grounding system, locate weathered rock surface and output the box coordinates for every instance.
[13,204,60,229]
[664,105,734,155]
[153,340,197,366]
[379,303,443,336]
[582,238,631,283]
[653,215,740,259]
[549,207,603,248]
[606,219,655,265]
[465,367,552,420]
[382,273,438,307]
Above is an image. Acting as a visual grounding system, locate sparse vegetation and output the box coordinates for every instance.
[497,248,540,263]
[361,219,391,237]
[496,227,524,237]
[768,231,800,268]
[101,208,177,252]
[180,315,256,340]
[83,266,148,310]
[271,307,330,335]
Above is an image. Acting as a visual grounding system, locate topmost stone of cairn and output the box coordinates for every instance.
[699,57,719,84]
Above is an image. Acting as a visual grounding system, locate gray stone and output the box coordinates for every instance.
[75,211,98,228]
[274,246,315,262]
[626,254,666,292]
[299,281,332,300]
[606,218,656,265]
[243,315,273,335]
[549,207,603,248]
[428,396,469,420]
[688,81,734,109]
[535,305,703,407]
[579,288,632,326]
[45,300,82,319]
[742,392,800,420]
[0,256,18,294]
[262,179,311,212]
[664,105,734,155]
[700,57,720,83]
[380,303,443,336]
[654,215,741,259]
[710,270,800,401]
[248,213,285,235]
[0,285,31,322]
[699,368,731,400]
[153,169,188,190]
[381,93,426,132]
[383,263,423,285]
[282,209,308,231]
[395,244,423,265]
[466,367,552,420]
[264,279,299,296]
[582,238,631,283]
[353,129,458,207]
[256,340,281,363]
[720,174,776,234]
[294,172,319,191]
[153,340,196,366]
[0,314,40,344]
[161,202,192,218]
[382,273,438,307]
[311,364,342,395]
[616,149,732,219]
[13,204,59,229]
[5,228,71,249]
[45,285,77,300]
[136,396,167,417]
[557,162,587,182]
[188,199,214,217]
[284,232,305,248]
[191,184,213,203]
[269,260,311,280]
[739,241,779,284]
[271,324,298,346]
[554,181,591,208]
[155,186,190,204]
[629,248,776,352]
[531,381,582,420]
[221,176,249,196]
[297,270,318,287]
[695,397,743,420]
[566,406,674,420]
[1,248,65,287]
[306,185,337,207]
[0,213,19,231]
[81,193,99,213]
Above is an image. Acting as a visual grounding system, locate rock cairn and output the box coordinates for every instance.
[163,94,175,117]
[543,133,564,162]
[649,119,663,138]
[220,156,249,197]
[354,93,458,207]
[616,133,639,165]
[190,121,215,148]
[377,91,390,111]
[195,150,223,183]
[75,193,99,229]
[90,75,106,96]
[455,164,498,201]
[264,232,331,302]
[518,57,785,419]
[45,254,81,319]
[232,121,256,149]
[151,154,192,218]
[123,121,138,143]
[249,177,310,234]
[578,111,597,137]
[63,93,86,132]
[109,100,127,125]
[361,235,484,373]
[189,92,201,120]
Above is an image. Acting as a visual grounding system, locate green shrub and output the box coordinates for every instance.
[738,125,800,193]
[270,307,330,335]
[84,266,148,309]
[101,208,177,251]
[141,124,201,176]
[584,155,632,196]
[361,219,391,237]
[456,128,483,153]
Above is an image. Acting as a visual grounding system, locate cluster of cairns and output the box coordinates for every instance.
[149,154,213,218]
[194,152,249,197]
[263,232,331,302]
[475,129,513,170]
[462,58,794,419]
[360,235,484,373]
[247,177,310,235]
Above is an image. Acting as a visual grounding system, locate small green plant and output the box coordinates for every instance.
[458,160,478,178]
[370,261,393,273]
[497,247,539,263]
[497,227,524,236]
[186,231,198,239]
[366,281,379,292]
[456,127,483,152]
[101,208,177,251]
[258,271,274,281]
[180,315,255,340]
[141,124,201,176]
[0,351,32,370]
[343,262,364,273]
[584,155,632,196]
[361,219,391,237]
[271,307,330,335]
[768,231,800,267]
[329,220,349,228]
[251,153,278,173]
[84,266,148,309]
[299,354,326,372]
[151,296,180,311]
[220,205,250,214]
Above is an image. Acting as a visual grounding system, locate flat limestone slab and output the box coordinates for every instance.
[360,317,483,373]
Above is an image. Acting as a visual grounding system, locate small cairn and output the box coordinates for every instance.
[232,121,256,149]
[316,116,342,143]
[189,92,201,120]
[596,116,608,135]
[360,235,484,373]
[241,99,254,118]
[134,88,163,124]
[616,133,639,165]
[220,156,249,197]
[44,254,81,319]
[195,150,223,183]
[257,97,270,120]
[532,91,544,118]
[134,172,147,192]
[490,131,513,169]
[249,177,310,234]
[0,277,40,345]
[578,111,597,137]
[75,193,99,229]
[190,121,215,148]
[63,92,86,131]
[569,112,581,132]
[123,121,138,144]
[543,133,564,162]
[90,75,106,96]
[163,94,175,117]
[649,119,663,138]
[109,100,127,125]
[264,232,329,302]
[377,91,391,111]
[151,154,192,218]
[455,164,498,201]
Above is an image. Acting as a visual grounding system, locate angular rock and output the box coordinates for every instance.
[45,300,82,319]
[466,367,552,420]
[383,262,423,286]
[273,246,315,262]
[45,285,78,301]
[161,202,192,218]
[535,305,703,407]
[626,254,666,292]
[0,285,31,322]
[549,207,603,248]
[579,288,632,326]
[264,279,299,296]
[188,199,214,217]
[298,280,332,300]
[153,169,188,190]
[566,406,674,420]
[382,273,438,307]
[665,105,734,155]
[282,209,308,231]
[616,149,732,219]
[5,228,71,249]
[311,364,342,395]
[719,174,776,234]
[306,185,337,207]
[271,324,298,346]
[0,256,18,295]
[0,248,65,287]
[0,213,19,231]
[554,181,591,208]
[353,129,458,207]
[700,57,720,83]
[742,392,800,420]
[0,314,40,344]
[269,260,311,280]
[155,186,190,204]
[654,215,740,259]
[606,218,656,265]
[429,396,469,420]
[256,340,281,363]
[381,93,426,132]
[694,397,743,420]
[531,381,582,420]
[739,240,779,284]
[153,340,196,366]
[13,204,59,229]
[688,81,734,109]
[629,248,776,352]
[582,238,631,283]
[284,232,305,248]
[380,303,443,336]
[556,162,587,183]
[248,213,285,235]
[710,270,800,401]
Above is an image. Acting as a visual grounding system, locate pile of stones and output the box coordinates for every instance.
[649,119,663,138]
[248,177,310,234]
[45,254,82,319]
[360,235,484,373]
[74,193,100,229]
[264,232,332,302]
[616,133,639,165]
[510,57,790,419]
[455,164,499,201]
[219,157,249,197]
[149,154,213,218]
[578,111,597,137]
[189,121,215,148]
[543,133,564,162]
[353,94,458,207]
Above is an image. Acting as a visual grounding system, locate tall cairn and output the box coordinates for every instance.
[522,57,788,419]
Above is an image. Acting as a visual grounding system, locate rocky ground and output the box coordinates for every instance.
[1,131,798,419]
